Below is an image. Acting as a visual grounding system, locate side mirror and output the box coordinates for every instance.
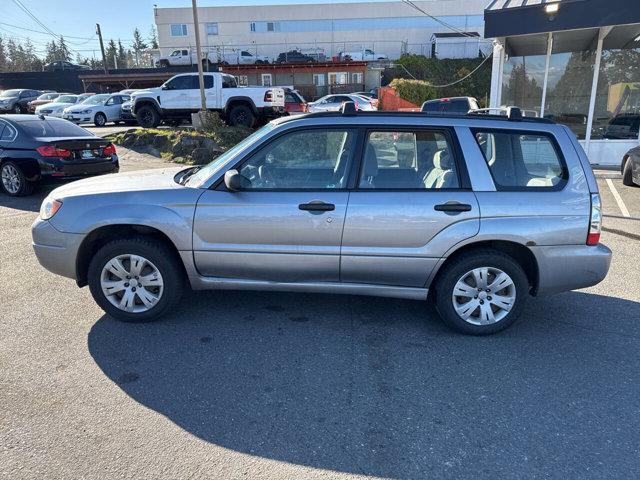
[224,169,250,191]
[162,85,172,90]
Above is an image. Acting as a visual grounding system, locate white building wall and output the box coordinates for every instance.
[155,0,487,61]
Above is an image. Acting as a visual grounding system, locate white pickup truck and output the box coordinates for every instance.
[156,48,269,67]
[131,73,285,128]
[339,49,389,61]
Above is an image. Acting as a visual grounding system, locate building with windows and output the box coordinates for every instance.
[154,0,489,62]
[486,0,640,166]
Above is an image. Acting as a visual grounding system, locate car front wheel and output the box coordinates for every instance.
[434,249,529,335]
[87,238,184,322]
[94,112,107,127]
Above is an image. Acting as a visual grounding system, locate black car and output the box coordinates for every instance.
[421,97,479,115]
[622,146,640,187]
[44,61,91,72]
[0,89,41,114]
[0,115,118,196]
[275,50,316,64]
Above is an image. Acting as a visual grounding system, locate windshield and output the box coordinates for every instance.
[0,89,21,98]
[57,95,78,104]
[185,123,277,187]
[81,94,109,105]
[38,93,59,100]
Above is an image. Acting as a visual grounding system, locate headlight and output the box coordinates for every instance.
[40,198,63,220]
[80,109,92,114]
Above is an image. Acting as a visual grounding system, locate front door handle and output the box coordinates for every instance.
[434,202,472,213]
[299,201,335,213]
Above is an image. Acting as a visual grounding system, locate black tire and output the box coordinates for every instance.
[622,157,637,187]
[227,104,255,128]
[87,237,185,322]
[136,105,161,128]
[13,104,22,114]
[94,112,107,127]
[1,161,35,196]
[433,248,529,335]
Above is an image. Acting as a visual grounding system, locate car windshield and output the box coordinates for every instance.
[38,93,59,100]
[57,95,78,104]
[0,90,21,98]
[185,123,277,188]
[18,119,94,138]
[81,94,109,105]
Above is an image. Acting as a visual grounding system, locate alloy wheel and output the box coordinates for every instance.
[100,254,164,313]
[1,164,21,194]
[451,267,516,325]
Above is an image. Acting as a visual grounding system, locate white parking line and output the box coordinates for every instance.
[606,178,631,218]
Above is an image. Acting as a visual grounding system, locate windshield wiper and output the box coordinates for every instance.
[178,166,201,185]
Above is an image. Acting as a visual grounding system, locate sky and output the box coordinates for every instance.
[0,0,392,59]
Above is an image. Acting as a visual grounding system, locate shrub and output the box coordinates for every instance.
[389,78,436,106]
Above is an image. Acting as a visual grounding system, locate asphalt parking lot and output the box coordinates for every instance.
[2,152,640,479]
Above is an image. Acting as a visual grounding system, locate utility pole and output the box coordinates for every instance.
[191,0,207,112]
[96,23,108,74]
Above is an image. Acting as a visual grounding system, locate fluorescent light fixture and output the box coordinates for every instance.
[545,3,560,14]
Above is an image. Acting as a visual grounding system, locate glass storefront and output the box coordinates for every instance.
[501,55,546,114]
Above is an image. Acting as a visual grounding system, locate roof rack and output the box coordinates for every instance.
[468,106,540,120]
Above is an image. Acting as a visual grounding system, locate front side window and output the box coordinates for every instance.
[473,129,566,189]
[359,130,459,189]
[165,76,198,90]
[170,24,188,37]
[238,129,356,190]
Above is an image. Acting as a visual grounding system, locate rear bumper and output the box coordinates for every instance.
[37,156,119,181]
[32,219,84,280]
[259,106,286,118]
[531,243,612,295]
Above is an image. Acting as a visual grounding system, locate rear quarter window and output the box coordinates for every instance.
[472,129,567,190]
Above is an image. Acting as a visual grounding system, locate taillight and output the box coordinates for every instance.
[264,90,274,102]
[587,193,602,245]
[103,143,116,156]
[37,145,71,158]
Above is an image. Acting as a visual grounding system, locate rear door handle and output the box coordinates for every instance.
[299,202,335,212]
[434,202,472,213]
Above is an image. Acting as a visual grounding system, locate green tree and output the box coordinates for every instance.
[0,37,7,72]
[57,36,71,61]
[149,25,158,49]
[117,39,127,68]
[105,39,117,69]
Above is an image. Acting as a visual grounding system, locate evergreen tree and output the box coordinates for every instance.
[149,25,158,49]
[0,36,7,72]
[105,39,117,68]
[57,36,71,61]
[117,39,127,68]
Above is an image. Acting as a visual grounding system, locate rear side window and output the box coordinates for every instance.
[359,129,459,190]
[472,129,567,189]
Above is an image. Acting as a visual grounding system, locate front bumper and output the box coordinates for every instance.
[62,113,93,124]
[121,110,135,120]
[32,218,85,280]
[0,105,15,113]
[531,243,612,295]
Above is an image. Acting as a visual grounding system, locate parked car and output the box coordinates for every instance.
[306,94,376,112]
[35,94,81,118]
[621,146,640,187]
[119,98,138,125]
[421,97,479,115]
[31,105,611,334]
[0,115,118,196]
[603,114,640,139]
[219,50,270,65]
[131,73,285,128]
[62,93,131,127]
[44,61,91,71]
[275,50,316,64]
[283,88,307,113]
[27,92,62,113]
[0,89,41,114]
[339,49,388,61]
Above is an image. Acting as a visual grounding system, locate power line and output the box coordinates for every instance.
[400,0,479,38]
[0,21,95,41]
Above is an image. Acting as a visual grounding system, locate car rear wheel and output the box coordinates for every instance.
[136,105,161,128]
[434,249,529,335]
[228,104,255,128]
[88,238,184,322]
[94,112,107,127]
[622,157,637,187]
[13,105,22,114]
[1,162,34,196]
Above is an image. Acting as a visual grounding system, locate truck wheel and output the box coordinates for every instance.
[228,104,255,128]
[136,105,161,128]
[433,249,529,335]
[87,237,184,322]
[159,60,169,68]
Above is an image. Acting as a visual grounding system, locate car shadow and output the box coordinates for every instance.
[88,290,640,478]
[0,185,54,213]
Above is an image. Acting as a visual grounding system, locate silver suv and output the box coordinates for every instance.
[32,106,612,335]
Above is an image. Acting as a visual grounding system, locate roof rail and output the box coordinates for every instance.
[340,101,357,116]
[468,106,539,120]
